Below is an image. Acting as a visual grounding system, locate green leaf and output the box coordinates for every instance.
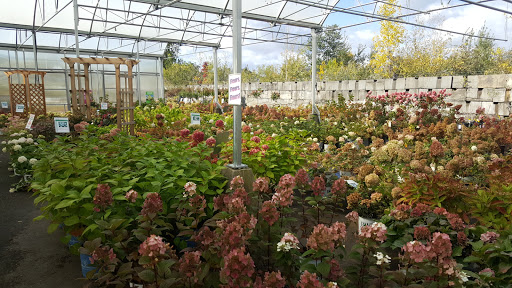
[51,183,65,195]
[64,215,80,226]
[139,256,151,265]
[463,256,481,263]
[55,199,77,209]
[317,261,331,278]
[47,223,60,234]
[33,215,46,221]
[138,269,155,282]
[80,184,94,199]
[83,224,98,235]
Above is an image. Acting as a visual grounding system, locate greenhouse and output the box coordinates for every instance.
[1,1,512,287]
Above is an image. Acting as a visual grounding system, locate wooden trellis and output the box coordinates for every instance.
[4,70,47,117]
[62,57,138,135]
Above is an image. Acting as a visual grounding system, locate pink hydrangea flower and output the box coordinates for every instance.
[345,211,359,225]
[250,136,261,143]
[180,128,190,138]
[253,177,270,194]
[215,119,225,129]
[125,189,138,203]
[401,240,434,263]
[138,234,170,259]
[184,181,197,197]
[480,231,500,243]
[191,130,205,143]
[90,246,116,264]
[311,176,326,196]
[230,176,245,190]
[254,271,286,288]
[277,232,300,252]
[220,247,255,288]
[360,222,387,243]
[331,178,347,196]
[307,222,346,252]
[93,184,113,212]
[141,193,163,217]
[296,271,323,288]
[295,168,310,190]
[260,200,279,226]
[178,251,202,283]
[206,137,216,147]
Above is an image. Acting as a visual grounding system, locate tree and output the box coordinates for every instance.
[280,48,310,81]
[163,62,199,86]
[305,25,353,65]
[394,26,451,77]
[163,43,180,69]
[370,0,405,78]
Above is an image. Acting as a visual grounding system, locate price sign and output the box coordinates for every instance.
[1,102,7,109]
[54,117,70,133]
[191,113,200,125]
[25,114,35,130]
[15,104,24,113]
[101,102,108,110]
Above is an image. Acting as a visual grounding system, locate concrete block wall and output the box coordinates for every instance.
[188,74,512,116]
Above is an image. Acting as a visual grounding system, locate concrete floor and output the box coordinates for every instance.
[0,140,87,288]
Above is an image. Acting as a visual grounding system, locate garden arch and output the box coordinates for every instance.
[62,57,139,135]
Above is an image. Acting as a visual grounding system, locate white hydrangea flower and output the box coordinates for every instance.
[294,120,300,125]
[313,138,318,142]
[2,147,6,153]
[17,137,26,143]
[150,123,156,128]
[374,252,391,265]
[333,122,338,126]
[29,158,38,165]
[458,271,469,283]
[471,145,477,152]
[272,133,278,138]
[209,119,214,123]
[18,156,28,163]
[13,145,22,151]
[1,141,5,144]
[26,138,34,144]
[9,188,15,193]
[348,131,356,137]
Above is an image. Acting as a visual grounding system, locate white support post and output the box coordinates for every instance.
[227,0,246,169]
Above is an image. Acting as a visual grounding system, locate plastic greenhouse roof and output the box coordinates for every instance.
[0,0,340,57]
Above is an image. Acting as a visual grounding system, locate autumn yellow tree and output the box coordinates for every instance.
[394,26,451,77]
[370,0,405,78]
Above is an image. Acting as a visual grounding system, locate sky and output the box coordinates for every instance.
[179,0,512,69]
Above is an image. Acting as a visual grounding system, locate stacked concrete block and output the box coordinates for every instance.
[375,79,385,91]
[481,88,507,102]
[405,77,418,89]
[440,76,452,89]
[466,89,480,101]
[325,81,340,91]
[418,77,437,89]
[497,103,511,115]
[384,79,395,90]
[467,75,479,88]
[445,89,467,102]
[283,82,297,91]
[340,80,349,90]
[395,78,406,90]
[452,76,466,89]
[347,80,357,90]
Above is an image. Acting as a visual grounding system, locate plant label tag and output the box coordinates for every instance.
[25,114,35,130]
[358,216,376,234]
[15,104,24,113]
[388,120,391,127]
[191,113,200,125]
[54,117,70,133]
[345,180,358,188]
[1,102,7,108]
[101,102,108,110]
[228,73,242,105]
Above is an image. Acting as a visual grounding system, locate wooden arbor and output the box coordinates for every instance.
[62,57,139,135]
[4,70,47,117]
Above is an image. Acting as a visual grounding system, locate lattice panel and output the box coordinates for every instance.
[29,84,47,116]
[10,84,27,116]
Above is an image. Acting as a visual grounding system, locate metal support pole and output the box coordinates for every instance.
[213,47,219,104]
[32,30,39,72]
[311,28,320,122]
[73,0,79,58]
[64,63,71,111]
[159,57,165,100]
[136,40,142,103]
[227,0,246,169]
[311,28,317,115]
[156,58,160,100]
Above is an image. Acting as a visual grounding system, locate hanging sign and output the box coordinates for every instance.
[1,102,7,109]
[191,113,200,125]
[15,104,24,113]
[228,74,242,105]
[54,117,70,133]
[101,102,108,110]
[25,114,35,130]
